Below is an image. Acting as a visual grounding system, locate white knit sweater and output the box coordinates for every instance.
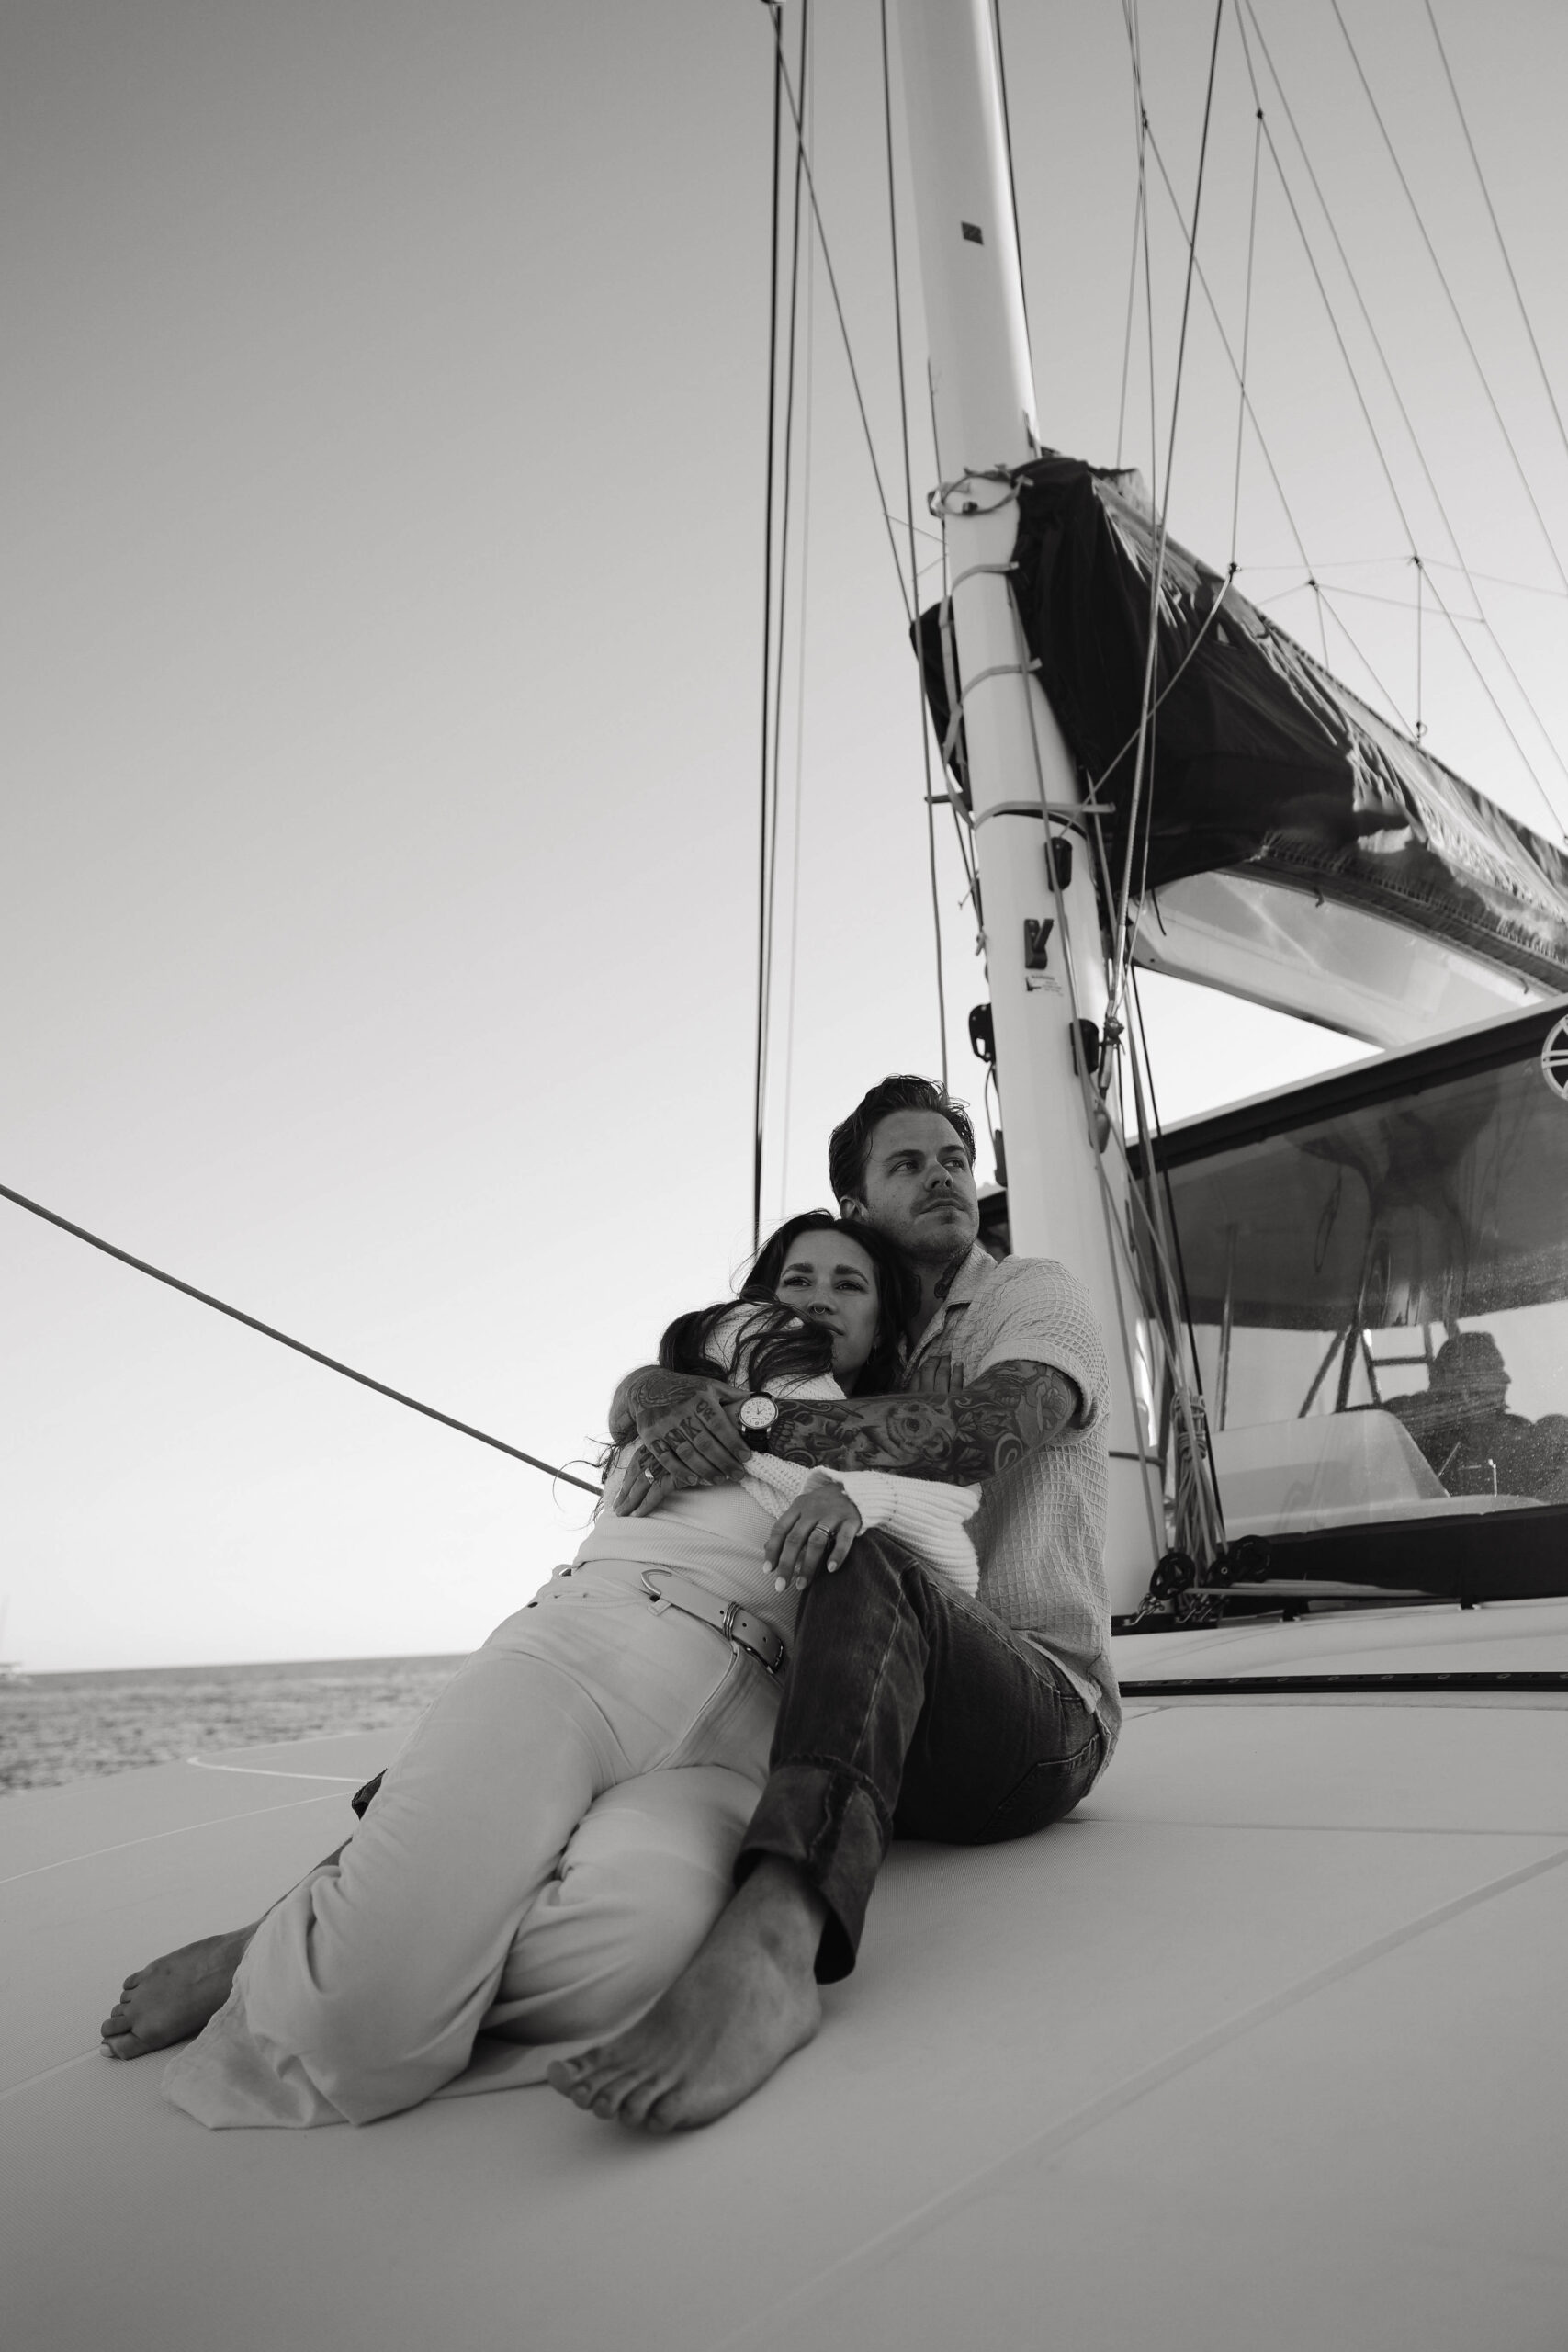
[580,1308,979,1623]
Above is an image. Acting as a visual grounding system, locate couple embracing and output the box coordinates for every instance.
[103,1075,1120,2133]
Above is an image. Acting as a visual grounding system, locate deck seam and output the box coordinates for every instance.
[0,1789,342,1889]
[714,1837,1568,2350]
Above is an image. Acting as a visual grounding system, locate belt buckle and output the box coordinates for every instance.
[726,1605,784,1679]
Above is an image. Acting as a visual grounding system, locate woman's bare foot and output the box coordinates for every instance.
[547,1859,825,2132]
[100,1926,256,2058]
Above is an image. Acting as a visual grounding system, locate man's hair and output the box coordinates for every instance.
[1431,1331,1507,1392]
[828,1075,976,1205]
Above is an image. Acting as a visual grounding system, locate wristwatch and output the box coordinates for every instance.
[737,1395,779,1452]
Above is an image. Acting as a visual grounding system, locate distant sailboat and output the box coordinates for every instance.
[0,1596,27,1684]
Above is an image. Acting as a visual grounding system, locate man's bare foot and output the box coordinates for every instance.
[547,1859,825,2132]
[100,1926,255,2059]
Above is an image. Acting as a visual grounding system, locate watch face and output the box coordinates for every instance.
[739,1396,776,1432]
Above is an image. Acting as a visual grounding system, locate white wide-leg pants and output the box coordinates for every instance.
[162,1566,777,2128]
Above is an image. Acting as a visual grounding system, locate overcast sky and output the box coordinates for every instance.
[4,0,1565,1671]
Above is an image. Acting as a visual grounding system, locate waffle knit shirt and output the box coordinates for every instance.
[904,1243,1121,1746]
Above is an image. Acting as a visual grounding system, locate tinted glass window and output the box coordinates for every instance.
[1161,1033,1568,1534]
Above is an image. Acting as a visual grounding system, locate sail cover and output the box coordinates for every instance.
[924,454,1568,990]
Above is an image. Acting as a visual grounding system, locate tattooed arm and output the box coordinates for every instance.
[764,1360,1083,1483]
[608,1366,704,1447]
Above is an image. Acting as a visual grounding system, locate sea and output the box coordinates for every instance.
[0,1655,467,1796]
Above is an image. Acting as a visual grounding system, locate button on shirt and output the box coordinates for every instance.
[904,1243,1120,1744]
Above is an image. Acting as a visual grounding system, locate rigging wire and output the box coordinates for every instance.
[1231,6,1421,554]
[1106,0,1226,1031]
[1229,100,1264,570]
[1420,560,1567,602]
[1326,0,1568,595]
[1422,0,1568,478]
[1311,585,1417,735]
[1007,583,1201,1573]
[1235,0,1568,832]
[1420,565,1568,833]
[1239,555,1566,593]
[776,18,818,1218]
[758,0,814,1234]
[1137,119,1324,598]
[1120,3,1161,500]
[767,8,911,626]
[1258,576,1481,623]
[751,7,786,1252]
[0,1179,600,1495]
[880,0,949,1091]
[989,0,1033,374]
[1114,162,1148,472]
[925,363,983,920]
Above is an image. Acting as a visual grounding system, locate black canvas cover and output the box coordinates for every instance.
[921,453,1568,989]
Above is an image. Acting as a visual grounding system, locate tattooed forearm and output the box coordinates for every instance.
[606,1366,714,1446]
[766,1360,1082,1482]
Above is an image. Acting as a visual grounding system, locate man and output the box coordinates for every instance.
[102,1076,1117,2127]
[1388,1330,1568,1501]
[548,1073,1119,2131]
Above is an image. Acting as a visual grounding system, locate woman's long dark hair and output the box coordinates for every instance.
[660,1211,915,1397]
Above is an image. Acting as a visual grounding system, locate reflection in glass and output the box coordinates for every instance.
[1155,1017,1568,1539]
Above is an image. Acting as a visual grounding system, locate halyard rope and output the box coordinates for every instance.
[0,1179,600,1494]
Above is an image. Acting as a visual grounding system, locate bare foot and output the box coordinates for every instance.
[547,1859,825,2132]
[100,1925,255,2059]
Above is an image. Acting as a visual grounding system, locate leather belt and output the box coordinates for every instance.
[640,1571,788,1677]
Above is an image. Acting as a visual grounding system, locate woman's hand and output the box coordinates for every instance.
[614,1450,678,1519]
[763,1474,863,1591]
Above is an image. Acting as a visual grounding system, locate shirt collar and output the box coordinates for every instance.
[907,1240,992,1363]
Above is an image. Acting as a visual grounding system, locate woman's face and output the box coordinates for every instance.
[774,1232,882,1385]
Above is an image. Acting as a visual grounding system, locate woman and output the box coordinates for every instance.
[153,1214,977,2128]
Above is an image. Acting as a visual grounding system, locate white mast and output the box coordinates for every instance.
[893,0,1159,1603]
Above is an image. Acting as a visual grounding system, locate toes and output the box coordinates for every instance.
[586,2065,643,2120]
[547,2055,620,2110]
[102,2030,152,2061]
[617,2073,678,2131]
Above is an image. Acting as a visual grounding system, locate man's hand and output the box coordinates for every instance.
[608,1371,751,1514]
[763,1474,863,1590]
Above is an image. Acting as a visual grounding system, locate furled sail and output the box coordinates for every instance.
[920,454,1568,1012]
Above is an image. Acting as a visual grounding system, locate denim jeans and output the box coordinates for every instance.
[736,1529,1108,1981]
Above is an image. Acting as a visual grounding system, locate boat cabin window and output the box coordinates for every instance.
[1152,1007,1568,1544]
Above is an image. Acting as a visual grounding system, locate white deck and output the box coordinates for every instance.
[5,1602,1566,2351]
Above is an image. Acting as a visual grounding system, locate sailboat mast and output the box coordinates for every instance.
[892,0,1157,1600]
